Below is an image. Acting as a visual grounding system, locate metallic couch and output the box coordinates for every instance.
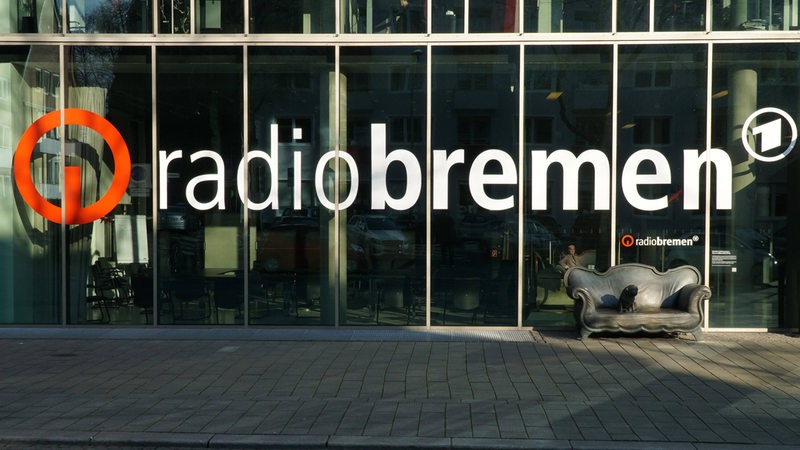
[564,263,711,341]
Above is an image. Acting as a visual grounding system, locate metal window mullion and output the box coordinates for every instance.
[62,0,67,34]
[425,43,432,328]
[334,44,341,327]
[703,42,713,329]
[464,0,469,33]
[59,44,67,326]
[427,0,432,35]
[242,45,250,327]
[649,0,656,32]
[152,0,158,35]
[190,0,196,34]
[611,0,618,34]
[517,44,524,328]
[610,43,619,266]
[244,0,250,35]
[336,0,341,34]
[151,44,158,326]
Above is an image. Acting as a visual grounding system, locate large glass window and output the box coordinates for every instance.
[65,46,153,324]
[341,47,427,325]
[523,45,612,328]
[157,47,243,325]
[195,0,243,33]
[250,1,334,33]
[0,46,61,324]
[710,44,797,328]
[343,0,426,33]
[617,0,649,31]
[616,45,707,274]
[524,0,611,32]
[431,46,518,326]
[469,0,518,32]
[159,0,190,33]
[654,0,705,31]
[618,0,706,31]
[713,0,799,31]
[248,47,335,325]
[4,0,62,33]
[67,0,152,33]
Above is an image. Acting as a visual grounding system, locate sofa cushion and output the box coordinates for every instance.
[588,308,700,331]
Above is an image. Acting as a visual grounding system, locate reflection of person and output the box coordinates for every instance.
[557,244,583,272]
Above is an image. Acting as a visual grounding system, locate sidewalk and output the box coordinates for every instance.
[1,327,799,449]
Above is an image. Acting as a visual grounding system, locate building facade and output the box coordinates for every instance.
[1,0,798,330]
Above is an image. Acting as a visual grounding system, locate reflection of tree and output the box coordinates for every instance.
[70,47,118,95]
[546,46,612,150]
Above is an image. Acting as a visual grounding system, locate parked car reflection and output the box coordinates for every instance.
[486,219,562,260]
[347,215,411,267]
[255,222,368,273]
[459,213,494,243]
[158,202,201,231]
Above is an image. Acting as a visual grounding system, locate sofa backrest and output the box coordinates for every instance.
[564,263,701,310]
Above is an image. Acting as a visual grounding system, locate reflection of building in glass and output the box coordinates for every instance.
[0,1,797,331]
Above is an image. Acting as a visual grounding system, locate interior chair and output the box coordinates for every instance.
[168,276,211,322]
[212,276,245,324]
[86,259,133,323]
[130,275,154,323]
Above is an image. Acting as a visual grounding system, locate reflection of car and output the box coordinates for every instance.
[486,219,562,260]
[459,213,494,242]
[348,215,410,258]
[530,214,564,238]
[255,223,367,273]
[158,203,201,231]
[665,232,779,285]
[712,225,770,250]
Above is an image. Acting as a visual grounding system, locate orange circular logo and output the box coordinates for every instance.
[620,234,635,248]
[13,109,131,225]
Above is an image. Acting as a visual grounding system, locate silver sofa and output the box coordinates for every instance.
[564,263,711,341]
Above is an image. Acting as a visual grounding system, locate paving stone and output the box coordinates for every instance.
[2,330,800,449]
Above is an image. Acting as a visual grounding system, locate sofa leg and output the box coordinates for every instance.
[579,328,591,340]
[691,329,703,341]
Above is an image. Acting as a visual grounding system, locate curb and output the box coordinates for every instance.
[0,431,793,449]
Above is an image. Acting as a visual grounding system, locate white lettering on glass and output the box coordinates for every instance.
[529,149,610,211]
[621,149,671,211]
[370,123,422,210]
[157,123,735,213]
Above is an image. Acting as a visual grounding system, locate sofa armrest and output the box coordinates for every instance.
[675,283,711,314]
[570,287,600,316]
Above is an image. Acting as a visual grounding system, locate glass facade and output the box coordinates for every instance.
[1,1,798,330]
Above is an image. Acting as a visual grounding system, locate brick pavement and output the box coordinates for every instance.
[0,328,798,449]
